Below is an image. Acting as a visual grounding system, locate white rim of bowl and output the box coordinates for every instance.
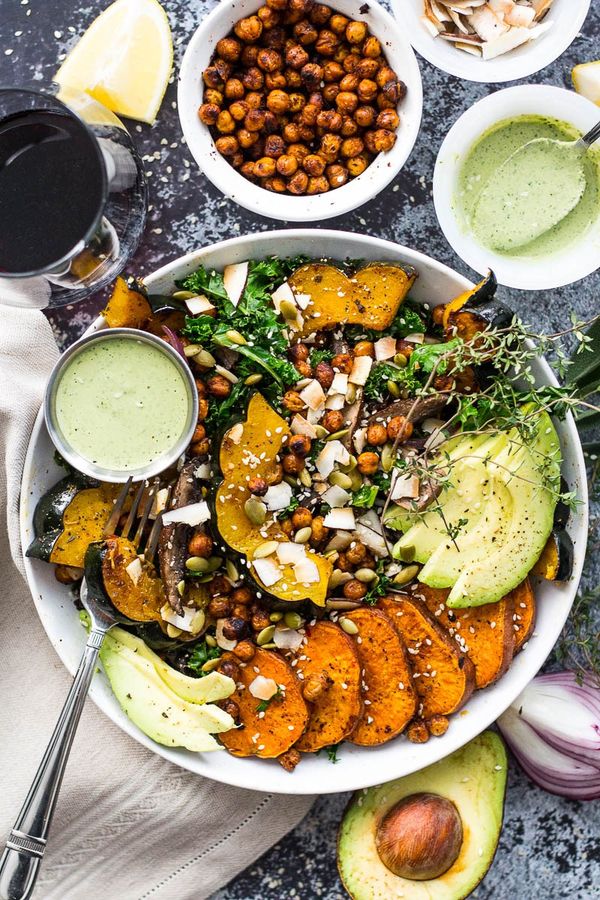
[433,85,600,290]
[177,0,423,221]
[390,0,591,83]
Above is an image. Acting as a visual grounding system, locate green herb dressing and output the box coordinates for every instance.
[55,337,190,471]
[456,115,600,257]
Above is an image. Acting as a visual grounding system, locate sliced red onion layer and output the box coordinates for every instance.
[162,325,186,360]
[497,672,600,801]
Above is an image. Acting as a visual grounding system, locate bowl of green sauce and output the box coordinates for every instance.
[433,85,600,290]
[45,328,199,482]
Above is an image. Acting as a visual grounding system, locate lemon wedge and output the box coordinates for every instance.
[55,0,173,125]
[572,60,600,106]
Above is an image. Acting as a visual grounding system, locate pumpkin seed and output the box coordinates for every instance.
[260,642,277,649]
[329,568,352,590]
[244,373,263,386]
[280,299,299,322]
[184,344,203,358]
[347,469,363,491]
[253,540,279,559]
[299,468,312,488]
[344,454,358,472]
[257,625,277,645]
[294,526,312,544]
[393,352,408,368]
[355,567,378,583]
[269,611,284,622]
[205,556,224,572]
[314,425,329,440]
[381,443,396,473]
[205,633,217,648]
[166,624,183,638]
[176,579,186,597]
[326,598,362,610]
[284,474,299,488]
[284,611,303,629]
[329,470,353,490]
[194,573,213,583]
[186,556,210,573]
[244,497,266,526]
[345,384,357,404]
[393,564,420,586]
[323,549,339,562]
[194,349,216,367]
[189,609,206,634]
[172,290,197,301]
[325,428,349,442]
[201,657,222,673]
[225,559,239,582]
[339,617,359,635]
[225,329,247,345]
[387,380,401,398]
[215,365,239,384]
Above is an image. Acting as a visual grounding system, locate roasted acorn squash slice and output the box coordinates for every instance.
[85,537,165,622]
[531,528,574,581]
[288,262,415,336]
[215,392,332,607]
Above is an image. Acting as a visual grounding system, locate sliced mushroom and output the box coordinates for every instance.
[158,458,204,614]
[367,394,448,429]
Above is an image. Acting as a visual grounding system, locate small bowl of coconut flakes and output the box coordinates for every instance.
[391,0,591,82]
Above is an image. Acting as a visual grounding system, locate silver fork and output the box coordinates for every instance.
[0,476,170,900]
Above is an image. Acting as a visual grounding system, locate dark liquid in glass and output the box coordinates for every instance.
[0,110,105,274]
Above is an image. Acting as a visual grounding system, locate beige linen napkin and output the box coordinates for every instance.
[0,307,315,900]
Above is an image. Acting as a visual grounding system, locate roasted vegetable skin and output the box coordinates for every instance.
[441,270,513,343]
[531,529,574,581]
[85,537,164,623]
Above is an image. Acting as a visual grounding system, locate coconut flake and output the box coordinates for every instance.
[271,281,296,311]
[252,557,283,587]
[321,484,351,508]
[374,336,397,361]
[249,675,279,700]
[353,427,367,455]
[276,542,307,564]
[330,372,349,395]
[162,501,210,527]
[291,414,318,439]
[264,481,293,511]
[355,511,389,557]
[315,441,351,477]
[300,379,326,411]
[185,295,216,316]
[294,557,320,583]
[223,262,248,307]
[162,604,206,635]
[273,625,304,651]
[323,508,356,530]
[391,473,421,501]
[349,356,373,386]
[150,487,169,519]
[125,557,143,586]
[325,393,346,411]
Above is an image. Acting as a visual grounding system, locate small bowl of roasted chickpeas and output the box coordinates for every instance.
[178,0,422,221]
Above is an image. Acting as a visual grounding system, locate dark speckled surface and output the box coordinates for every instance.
[2,1,599,897]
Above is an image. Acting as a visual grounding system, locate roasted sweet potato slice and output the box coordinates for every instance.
[344,608,417,747]
[288,262,415,336]
[511,578,536,652]
[378,595,475,718]
[293,622,362,753]
[218,648,309,759]
[414,584,515,690]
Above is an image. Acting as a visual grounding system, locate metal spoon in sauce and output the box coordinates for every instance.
[472,119,600,254]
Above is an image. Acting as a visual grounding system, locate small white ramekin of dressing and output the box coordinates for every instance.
[45,328,199,482]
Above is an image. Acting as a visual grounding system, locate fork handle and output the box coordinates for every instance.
[0,629,106,900]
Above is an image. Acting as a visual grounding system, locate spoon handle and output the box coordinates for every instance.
[0,629,106,900]
[580,120,600,148]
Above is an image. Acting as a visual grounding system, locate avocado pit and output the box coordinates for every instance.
[375,791,463,880]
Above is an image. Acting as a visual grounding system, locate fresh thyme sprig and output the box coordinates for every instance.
[556,583,600,689]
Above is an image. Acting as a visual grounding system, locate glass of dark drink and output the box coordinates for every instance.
[0,85,147,308]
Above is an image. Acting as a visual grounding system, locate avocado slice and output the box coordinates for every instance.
[99,631,235,752]
[337,731,507,900]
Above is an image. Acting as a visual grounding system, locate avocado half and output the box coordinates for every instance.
[337,731,507,900]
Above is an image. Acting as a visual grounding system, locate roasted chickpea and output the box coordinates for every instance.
[266,0,287,9]
[347,153,369,176]
[265,462,284,485]
[287,142,310,161]
[198,102,220,126]
[381,78,406,105]
[317,107,342,130]
[326,162,348,188]
[229,100,249,121]
[265,71,287,90]
[341,136,364,158]
[302,672,326,702]
[234,15,263,42]
[289,342,309,362]
[294,359,312,378]
[264,24,286,47]
[315,360,335,389]
[407,719,430,744]
[302,153,326,176]
[297,102,318,126]
[282,389,305,411]
[282,121,301,143]
[286,69,304,89]
[343,579,368,600]
[310,515,329,546]
[264,134,286,157]
[336,91,358,114]
[264,110,280,133]
[290,435,313,458]
[282,452,305,474]
[241,44,260,66]
[356,57,380,79]
[242,66,264,91]
[231,151,244,168]
[334,45,350,64]
[216,110,236,134]
[192,422,207,444]
[365,128,396,153]
[428,714,450,737]
[257,5,279,27]
[187,531,214,559]
[215,135,239,157]
[346,541,367,565]
[209,574,234,597]
[319,133,342,162]
[244,109,267,132]
[322,83,340,104]
[206,374,232,398]
[54,565,83,585]
[322,60,344,82]
[345,20,368,44]
[322,409,344,433]
[232,640,255,662]
[343,51,361,73]
[251,608,271,631]
[339,73,359,93]
[245,90,264,109]
[308,90,324,109]
[354,340,374,357]
[291,506,313,529]
[340,115,359,137]
[237,128,259,150]
[231,586,254,606]
[298,124,316,142]
[208,596,232,618]
[287,170,309,194]
[336,551,352,572]
[376,66,397,88]
[306,176,329,194]
[191,437,210,456]
[329,12,349,33]
[204,88,224,106]
[276,154,299,177]
[203,65,224,89]
[197,398,209,421]
[357,78,378,102]
[216,36,243,62]
[431,304,446,326]
[309,3,331,25]
[377,109,400,130]
[332,352,353,373]
[280,517,294,536]
[254,156,277,178]
[300,62,323,91]
[288,91,305,112]
[264,176,287,192]
[315,29,339,56]
[285,42,310,69]
[214,58,233,81]
[257,48,283,72]
[224,78,245,101]
[387,416,413,442]
[363,35,382,58]
[294,19,318,44]
[354,105,375,128]
[366,423,388,446]
[357,451,379,475]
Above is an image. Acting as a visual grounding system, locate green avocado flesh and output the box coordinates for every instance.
[385,413,560,607]
[337,731,507,900]
[99,628,235,752]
